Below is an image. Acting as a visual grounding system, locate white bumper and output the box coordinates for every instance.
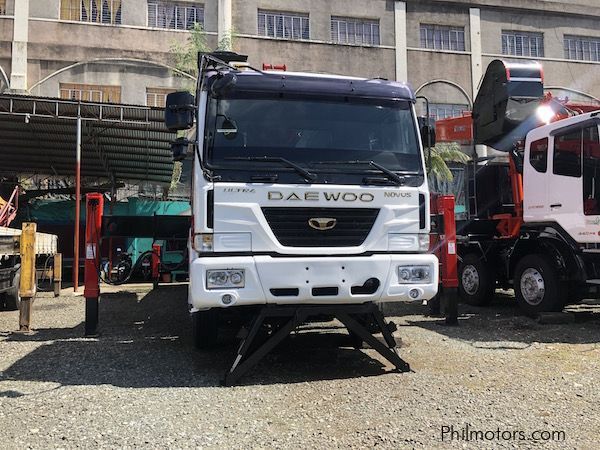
[189,254,439,310]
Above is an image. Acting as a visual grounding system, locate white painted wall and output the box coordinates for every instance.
[394,1,407,82]
[9,0,28,91]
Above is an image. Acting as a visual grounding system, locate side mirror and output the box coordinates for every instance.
[165,91,195,131]
[210,72,237,98]
[420,125,436,148]
[170,137,190,161]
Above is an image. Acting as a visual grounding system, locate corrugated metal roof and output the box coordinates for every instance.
[0,94,176,184]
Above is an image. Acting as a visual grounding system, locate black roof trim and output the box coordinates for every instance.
[212,71,415,102]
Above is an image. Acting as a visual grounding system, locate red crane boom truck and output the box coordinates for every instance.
[436,59,600,314]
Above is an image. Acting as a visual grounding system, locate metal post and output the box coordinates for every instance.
[84,193,103,336]
[53,253,62,297]
[152,243,161,289]
[108,180,116,274]
[18,222,36,332]
[73,114,81,291]
[438,195,459,325]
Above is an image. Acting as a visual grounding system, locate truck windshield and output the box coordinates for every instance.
[205,94,423,184]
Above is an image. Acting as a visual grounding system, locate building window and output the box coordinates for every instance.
[60,0,122,25]
[59,83,121,103]
[0,0,6,15]
[331,17,380,46]
[148,1,204,30]
[146,87,175,108]
[564,35,600,62]
[502,31,544,57]
[420,24,465,51]
[428,103,469,120]
[257,10,309,40]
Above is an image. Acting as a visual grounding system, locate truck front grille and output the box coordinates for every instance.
[261,207,380,247]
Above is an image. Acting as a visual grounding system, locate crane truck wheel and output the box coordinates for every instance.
[514,254,565,315]
[4,270,21,311]
[191,309,219,350]
[458,253,495,306]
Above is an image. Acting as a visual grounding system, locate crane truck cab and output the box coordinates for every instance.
[165,52,439,348]
[453,59,600,314]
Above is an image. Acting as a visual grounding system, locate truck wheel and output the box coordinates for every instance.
[514,254,565,315]
[4,271,21,311]
[458,253,495,306]
[192,309,219,349]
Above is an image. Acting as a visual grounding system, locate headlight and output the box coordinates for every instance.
[194,233,214,252]
[206,269,245,289]
[397,265,431,284]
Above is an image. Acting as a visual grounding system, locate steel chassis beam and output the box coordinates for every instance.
[223,302,411,386]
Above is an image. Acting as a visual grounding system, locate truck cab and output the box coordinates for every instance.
[524,111,600,238]
[167,52,438,346]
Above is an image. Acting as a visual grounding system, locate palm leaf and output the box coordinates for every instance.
[426,142,471,182]
[428,153,454,182]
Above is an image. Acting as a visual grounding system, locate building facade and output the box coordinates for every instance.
[0,0,598,116]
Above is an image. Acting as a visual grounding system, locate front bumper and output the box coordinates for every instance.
[189,254,439,310]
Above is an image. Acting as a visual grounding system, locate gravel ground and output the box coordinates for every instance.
[1,285,599,449]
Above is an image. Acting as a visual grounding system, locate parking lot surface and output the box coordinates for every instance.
[1,285,599,449]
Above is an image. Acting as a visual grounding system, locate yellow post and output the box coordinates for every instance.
[19,222,36,332]
[53,253,62,297]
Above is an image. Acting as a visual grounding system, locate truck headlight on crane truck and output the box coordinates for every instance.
[397,265,432,284]
[206,269,245,289]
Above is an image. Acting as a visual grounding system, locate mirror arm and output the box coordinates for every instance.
[170,137,192,162]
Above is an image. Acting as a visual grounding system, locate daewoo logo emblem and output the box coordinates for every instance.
[308,218,337,231]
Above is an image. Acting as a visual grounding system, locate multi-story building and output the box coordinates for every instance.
[0,0,598,116]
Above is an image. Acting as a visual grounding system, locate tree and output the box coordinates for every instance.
[170,23,210,79]
[426,142,470,182]
[170,24,236,79]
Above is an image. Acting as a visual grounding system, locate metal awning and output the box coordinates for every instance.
[0,94,176,184]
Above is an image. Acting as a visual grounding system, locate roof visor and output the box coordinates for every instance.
[206,71,416,102]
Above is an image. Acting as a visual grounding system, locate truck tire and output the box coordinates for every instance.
[514,254,565,315]
[4,271,21,311]
[458,253,495,306]
[192,309,219,349]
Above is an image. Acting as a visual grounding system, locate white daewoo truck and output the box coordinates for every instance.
[165,52,438,371]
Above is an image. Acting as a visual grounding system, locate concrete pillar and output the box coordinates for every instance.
[9,0,29,92]
[394,1,408,82]
[469,8,482,99]
[217,0,233,50]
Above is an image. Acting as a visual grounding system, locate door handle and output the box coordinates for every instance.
[550,203,562,208]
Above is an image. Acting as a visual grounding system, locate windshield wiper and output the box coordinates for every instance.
[312,160,412,186]
[224,156,317,182]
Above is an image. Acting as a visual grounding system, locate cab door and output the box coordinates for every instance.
[546,124,585,236]
[523,128,550,221]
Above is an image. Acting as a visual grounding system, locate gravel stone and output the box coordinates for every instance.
[1,285,599,448]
